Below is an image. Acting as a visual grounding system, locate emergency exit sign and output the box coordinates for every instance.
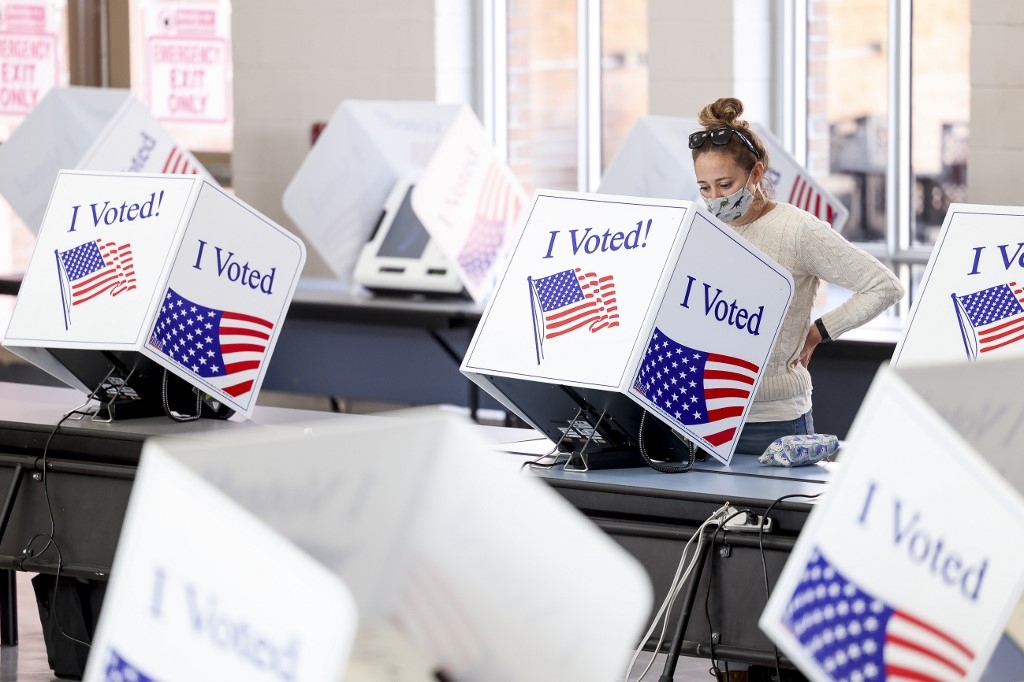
[0,2,60,117]
[145,4,230,124]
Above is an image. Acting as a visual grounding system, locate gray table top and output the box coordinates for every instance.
[484,426,830,504]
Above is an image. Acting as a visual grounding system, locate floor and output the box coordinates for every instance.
[1,572,57,681]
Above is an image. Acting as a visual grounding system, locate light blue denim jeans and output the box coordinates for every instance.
[733,410,815,456]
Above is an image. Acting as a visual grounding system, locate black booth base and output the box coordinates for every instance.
[31,574,106,680]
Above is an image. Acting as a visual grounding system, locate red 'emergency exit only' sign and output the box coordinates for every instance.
[146,4,231,124]
[0,3,59,116]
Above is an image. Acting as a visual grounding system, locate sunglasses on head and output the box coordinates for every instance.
[688,127,759,158]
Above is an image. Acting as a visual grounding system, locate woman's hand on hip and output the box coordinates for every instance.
[793,323,824,368]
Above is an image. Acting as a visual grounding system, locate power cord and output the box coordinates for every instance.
[161,369,203,422]
[624,504,732,682]
[639,411,697,474]
[704,509,750,678]
[20,394,102,650]
[758,492,822,682]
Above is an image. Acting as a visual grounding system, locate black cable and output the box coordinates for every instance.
[20,395,104,650]
[758,492,822,682]
[639,411,696,474]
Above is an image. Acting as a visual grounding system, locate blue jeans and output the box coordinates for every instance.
[734,411,814,456]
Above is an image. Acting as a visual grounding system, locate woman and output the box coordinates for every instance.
[689,97,904,455]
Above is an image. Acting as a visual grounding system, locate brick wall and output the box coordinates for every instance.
[968,0,1024,204]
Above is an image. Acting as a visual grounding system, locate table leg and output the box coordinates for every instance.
[0,569,15,646]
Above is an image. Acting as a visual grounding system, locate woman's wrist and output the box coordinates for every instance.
[813,317,831,343]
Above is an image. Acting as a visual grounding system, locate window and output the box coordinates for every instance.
[813,0,970,256]
[0,0,70,274]
[506,0,578,194]
[600,0,647,172]
[504,0,648,194]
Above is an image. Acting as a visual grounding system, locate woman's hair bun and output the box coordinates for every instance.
[698,97,746,130]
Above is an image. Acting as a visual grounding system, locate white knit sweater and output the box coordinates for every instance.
[731,202,904,405]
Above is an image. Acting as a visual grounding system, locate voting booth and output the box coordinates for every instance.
[282,100,526,301]
[894,203,1024,366]
[0,86,213,234]
[461,191,794,466]
[82,412,654,682]
[2,170,305,419]
[599,116,850,232]
[759,357,1024,681]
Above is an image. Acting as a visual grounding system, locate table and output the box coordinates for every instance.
[0,380,375,647]
[1,380,830,675]
[503,438,830,670]
[265,277,495,412]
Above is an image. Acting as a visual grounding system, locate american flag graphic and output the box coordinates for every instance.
[632,327,758,448]
[56,238,137,322]
[789,175,837,225]
[457,162,522,286]
[529,267,619,363]
[161,146,199,175]
[147,288,274,399]
[952,281,1024,360]
[782,548,974,681]
[103,648,157,682]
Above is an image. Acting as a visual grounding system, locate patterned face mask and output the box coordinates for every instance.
[703,170,755,223]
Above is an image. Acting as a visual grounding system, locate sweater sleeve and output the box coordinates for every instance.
[795,215,905,340]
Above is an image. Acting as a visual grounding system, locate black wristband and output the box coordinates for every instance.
[814,317,832,343]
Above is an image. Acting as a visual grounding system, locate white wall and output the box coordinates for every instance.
[648,0,775,131]
[232,0,439,275]
[969,0,1024,205]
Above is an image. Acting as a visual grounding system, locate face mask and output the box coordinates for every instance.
[703,171,755,223]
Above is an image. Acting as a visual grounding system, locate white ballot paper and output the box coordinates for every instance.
[84,412,653,682]
[760,357,1024,682]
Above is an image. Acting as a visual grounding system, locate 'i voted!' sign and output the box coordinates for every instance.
[2,170,305,418]
[462,191,793,464]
